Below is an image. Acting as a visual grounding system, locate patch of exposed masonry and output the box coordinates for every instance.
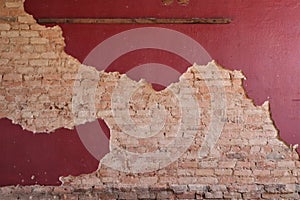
[2,0,300,199]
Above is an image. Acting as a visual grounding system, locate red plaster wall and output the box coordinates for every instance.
[0,0,299,186]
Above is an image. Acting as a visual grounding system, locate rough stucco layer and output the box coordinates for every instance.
[2,0,300,199]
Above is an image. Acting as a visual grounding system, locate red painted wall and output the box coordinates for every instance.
[0,0,299,186]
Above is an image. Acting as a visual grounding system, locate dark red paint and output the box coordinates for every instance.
[0,0,299,185]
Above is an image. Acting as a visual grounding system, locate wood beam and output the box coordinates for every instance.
[37,17,231,24]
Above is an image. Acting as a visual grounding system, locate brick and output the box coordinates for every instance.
[249,138,267,145]
[156,191,174,199]
[30,24,47,31]
[204,191,223,199]
[30,37,49,44]
[272,169,292,177]
[197,177,218,184]
[195,169,214,176]
[235,161,255,169]
[218,161,236,168]
[3,73,22,82]
[188,184,208,192]
[1,30,19,37]
[280,193,299,199]
[199,160,217,168]
[0,23,10,30]
[0,59,9,65]
[18,16,36,24]
[20,30,39,37]
[214,168,233,176]
[210,185,227,192]
[176,192,196,199]
[261,193,281,199]
[138,192,156,199]
[174,168,191,177]
[29,59,48,66]
[178,177,198,184]
[5,1,23,8]
[41,52,58,59]
[277,161,295,168]
[9,37,29,44]
[223,192,242,199]
[19,24,30,30]
[170,185,188,194]
[253,169,270,176]
[21,53,40,59]
[236,177,255,184]
[139,176,158,186]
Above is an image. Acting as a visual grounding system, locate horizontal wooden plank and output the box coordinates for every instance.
[37,17,231,24]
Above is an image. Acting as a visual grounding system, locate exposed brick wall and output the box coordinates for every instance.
[1,0,300,199]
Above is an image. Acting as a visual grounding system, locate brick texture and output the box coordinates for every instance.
[1,0,300,199]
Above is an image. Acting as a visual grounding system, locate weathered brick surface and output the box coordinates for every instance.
[1,0,300,199]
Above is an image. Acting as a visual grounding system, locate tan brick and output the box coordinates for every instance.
[273,169,292,177]
[3,73,22,82]
[29,59,48,66]
[178,169,195,176]
[5,1,23,8]
[139,176,158,186]
[233,169,252,176]
[218,160,236,168]
[156,191,174,199]
[20,30,39,37]
[0,59,9,65]
[176,192,196,199]
[30,24,47,31]
[0,37,9,44]
[0,23,10,30]
[41,52,58,59]
[249,138,267,145]
[276,176,297,184]
[252,169,270,176]
[34,45,47,52]
[1,30,19,37]
[9,37,29,44]
[235,161,255,169]
[21,53,40,59]
[19,24,30,30]
[197,177,218,184]
[235,177,255,184]
[214,169,233,176]
[261,193,281,199]
[178,177,198,184]
[277,161,295,168]
[170,185,188,194]
[30,37,49,44]
[18,16,36,24]
[16,67,34,74]
[195,169,214,176]
[204,191,223,199]
[199,160,218,168]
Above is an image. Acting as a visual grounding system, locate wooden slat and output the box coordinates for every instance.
[37,17,231,24]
